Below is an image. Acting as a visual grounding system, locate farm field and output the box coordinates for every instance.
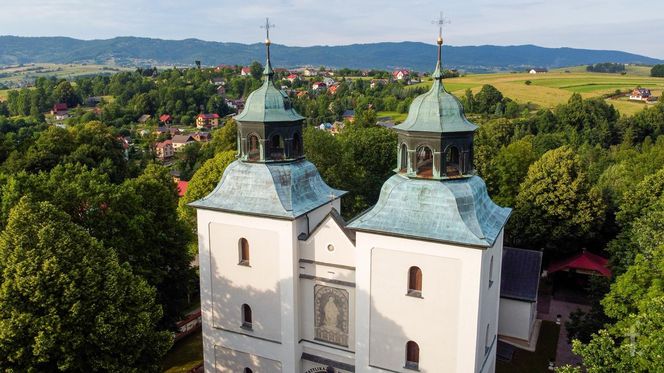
[0,63,132,87]
[414,70,664,116]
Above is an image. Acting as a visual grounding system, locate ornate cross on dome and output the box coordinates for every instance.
[260,17,276,75]
[260,17,275,44]
[432,11,450,44]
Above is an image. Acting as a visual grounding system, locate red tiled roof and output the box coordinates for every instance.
[177,180,189,197]
[241,67,251,73]
[548,251,611,277]
[159,114,172,122]
[197,113,220,119]
[156,140,172,149]
[53,103,68,111]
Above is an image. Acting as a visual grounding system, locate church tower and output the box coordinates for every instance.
[348,30,511,373]
[191,19,346,372]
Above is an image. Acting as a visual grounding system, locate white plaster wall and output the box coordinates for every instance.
[300,214,355,268]
[209,222,282,340]
[355,232,485,373]
[475,230,504,373]
[214,345,282,372]
[498,298,534,341]
[197,209,303,373]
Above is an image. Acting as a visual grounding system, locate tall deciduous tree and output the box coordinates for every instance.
[0,198,171,372]
[511,146,605,254]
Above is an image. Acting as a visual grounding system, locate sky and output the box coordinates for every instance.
[1,0,663,59]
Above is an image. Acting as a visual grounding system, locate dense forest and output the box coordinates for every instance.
[0,63,663,371]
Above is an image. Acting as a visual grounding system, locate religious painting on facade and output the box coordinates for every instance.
[314,285,349,346]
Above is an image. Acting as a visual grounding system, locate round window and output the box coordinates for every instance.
[327,244,335,252]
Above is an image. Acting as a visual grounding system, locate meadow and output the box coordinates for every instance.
[418,67,664,116]
[0,63,131,86]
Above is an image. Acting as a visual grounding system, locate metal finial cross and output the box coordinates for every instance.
[260,17,276,40]
[432,12,451,39]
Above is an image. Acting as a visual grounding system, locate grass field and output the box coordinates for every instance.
[161,330,203,373]
[0,63,131,86]
[377,110,408,122]
[411,69,664,116]
[0,89,7,101]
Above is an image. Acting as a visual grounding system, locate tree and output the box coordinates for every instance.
[474,84,503,114]
[651,64,664,77]
[511,146,605,254]
[178,150,237,229]
[249,61,263,80]
[491,137,538,206]
[0,198,171,371]
[52,80,80,107]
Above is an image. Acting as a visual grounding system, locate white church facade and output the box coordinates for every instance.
[192,29,512,373]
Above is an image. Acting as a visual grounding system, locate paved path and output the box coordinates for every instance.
[537,295,590,366]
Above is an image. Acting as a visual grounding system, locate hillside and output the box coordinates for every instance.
[0,36,662,72]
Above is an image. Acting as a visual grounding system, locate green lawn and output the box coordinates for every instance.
[161,330,203,373]
[0,89,7,101]
[377,111,408,122]
[496,321,561,373]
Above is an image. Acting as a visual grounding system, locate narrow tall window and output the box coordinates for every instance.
[241,304,252,329]
[407,266,422,297]
[416,146,433,177]
[292,132,302,157]
[238,238,250,266]
[244,368,253,373]
[446,146,461,176]
[405,341,420,370]
[247,134,260,161]
[270,134,284,160]
[489,256,494,288]
[400,143,408,172]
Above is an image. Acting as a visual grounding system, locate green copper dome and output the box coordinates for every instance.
[234,54,304,123]
[394,52,477,134]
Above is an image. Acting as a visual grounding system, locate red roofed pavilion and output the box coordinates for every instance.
[547,250,611,277]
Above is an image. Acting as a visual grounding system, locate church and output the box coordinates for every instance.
[191,25,512,373]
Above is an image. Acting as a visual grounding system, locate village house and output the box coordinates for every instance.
[323,77,335,86]
[196,113,220,128]
[528,68,548,74]
[328,85,340,95]
[286,74,299,83]
[137,114,151,124]
[51,102,69,119]
[240,67,252,76]
[312,82,327,91]
[192,132,211,142]
[342,109,355,122]
[370,79,388,89]
[210,77,225,86]
[630,88,652,101]
[155,139,174,160]
[172,134,196,151]
[303,68,317,77]
[393,69,410,80]
[155,127,181,136]
[159,114,172,125]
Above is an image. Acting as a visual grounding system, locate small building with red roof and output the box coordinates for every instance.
[177,180,189,198]
[159,114,172,124]
[240,67,251,76]
[196,113,220,128]
[155,139,174,160]
[547,250,611,277]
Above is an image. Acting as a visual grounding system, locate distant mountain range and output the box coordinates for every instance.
[1,36,662,73]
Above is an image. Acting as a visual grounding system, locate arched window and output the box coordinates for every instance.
[292,132,302,158]
[446,146,461,176]
[270,134,284,160]
[407,266,422,296]
[399,143,408,172]
[405,341,420,370]
[241,304,252,329]
[238,238,250,266]
[247,134,260,161]
[485,324,491,353]
[325,366,335,373]
[489,256,494,288]
[244,368,253,373]
[416,146,433,178]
